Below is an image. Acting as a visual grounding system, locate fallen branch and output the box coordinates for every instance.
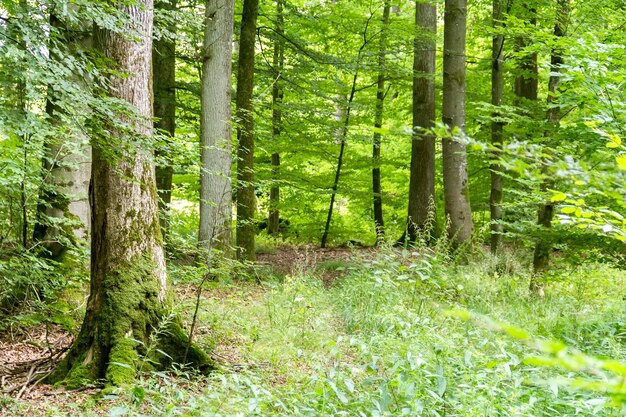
[16,365,36,399]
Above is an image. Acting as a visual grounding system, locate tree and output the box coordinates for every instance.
[235,0,259,261]
[442,0,472,247]
[268,0,284,236]
[199,0,234,252]
[33,12,91,258]
[489,0,505,253]
[320,15,372,248]
[405,0,437,244]
[153,0,177,238]
[51,0,210,386]
[371,0,390,242]
[514,3,538,103]
[531,0,570,290]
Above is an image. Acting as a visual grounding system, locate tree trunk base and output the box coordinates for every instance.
[48,320,213,389]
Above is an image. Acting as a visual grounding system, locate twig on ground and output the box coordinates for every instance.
[15,364,36,399]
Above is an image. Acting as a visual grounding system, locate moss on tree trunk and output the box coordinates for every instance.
[49,257,213,388]
[49,0,212,388]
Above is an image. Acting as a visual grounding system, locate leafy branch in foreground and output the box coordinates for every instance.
[449,309,626,406]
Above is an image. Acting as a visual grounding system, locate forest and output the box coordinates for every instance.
[1,0,626,415]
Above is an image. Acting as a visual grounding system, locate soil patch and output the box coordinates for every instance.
[257,245,375,287]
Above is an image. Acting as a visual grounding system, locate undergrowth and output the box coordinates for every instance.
[5,246,626,416]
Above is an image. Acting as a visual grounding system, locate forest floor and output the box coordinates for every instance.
[2,244,626,416]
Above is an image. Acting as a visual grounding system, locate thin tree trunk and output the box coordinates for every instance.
[321,22,371,248]
[17,0,28,248]
[153,0,176,239]
[514,3,538,102]
[531,0,570,292]
[268,0,284,236]
[405,0,437,244]
[235,0,259,262]
[199,0,234,253]
[21,130,27,248]
[490,0,505,254]
[371,1,390,243]
[50,1,211,386]
[442,0,473,247]
[320,97,349,248]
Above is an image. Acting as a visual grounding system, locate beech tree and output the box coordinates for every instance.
[442,0,473,246]
[371,0,390,242]
[199,0,235,252]
[405,0,437,244]
[514,3,538,103]
[33,13,92,258]
[235,0,259,261]
[268,0,284,237]
[51,0,210,386]
[531,0,570,291]
[153,0,177,237]
[490,0,505,253]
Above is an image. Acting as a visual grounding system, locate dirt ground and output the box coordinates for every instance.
[257,244,375,286]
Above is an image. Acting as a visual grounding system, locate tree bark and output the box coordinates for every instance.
[371,1,390,243]
[320,101,344,248]
[321,98,349,249]
[199,0,234,253]
[235,0,259,261]
[442,0,473,247]
[531,0,570,291]
[153,0,176,239]
[405,0,437,244]
[268,0,284,236]
[16,0,28,248]
[514,3,538,102]
[51,0,211,387]
[33,12,92,259]
[490,0,505,254]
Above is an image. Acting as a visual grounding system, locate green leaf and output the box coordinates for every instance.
[551,192,567,202]
[108,406,129,417]
[327,380,348,404]
[601,360,626,375]
[502,324,530,341]
[344,378,355,393]
[606,134,622,148]
[617,155,626,170]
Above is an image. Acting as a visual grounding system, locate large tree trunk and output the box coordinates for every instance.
[371,0,390,243]
[199,0,234,253]
[405,0,437,244]
[442,0,473,247]
[268,0,284,236]
[51,0,211,387]
[490,0,505,254]
[32,13,92,258]
[235,0,259,262]
[153,0,176,239]
[531,0,570,292]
